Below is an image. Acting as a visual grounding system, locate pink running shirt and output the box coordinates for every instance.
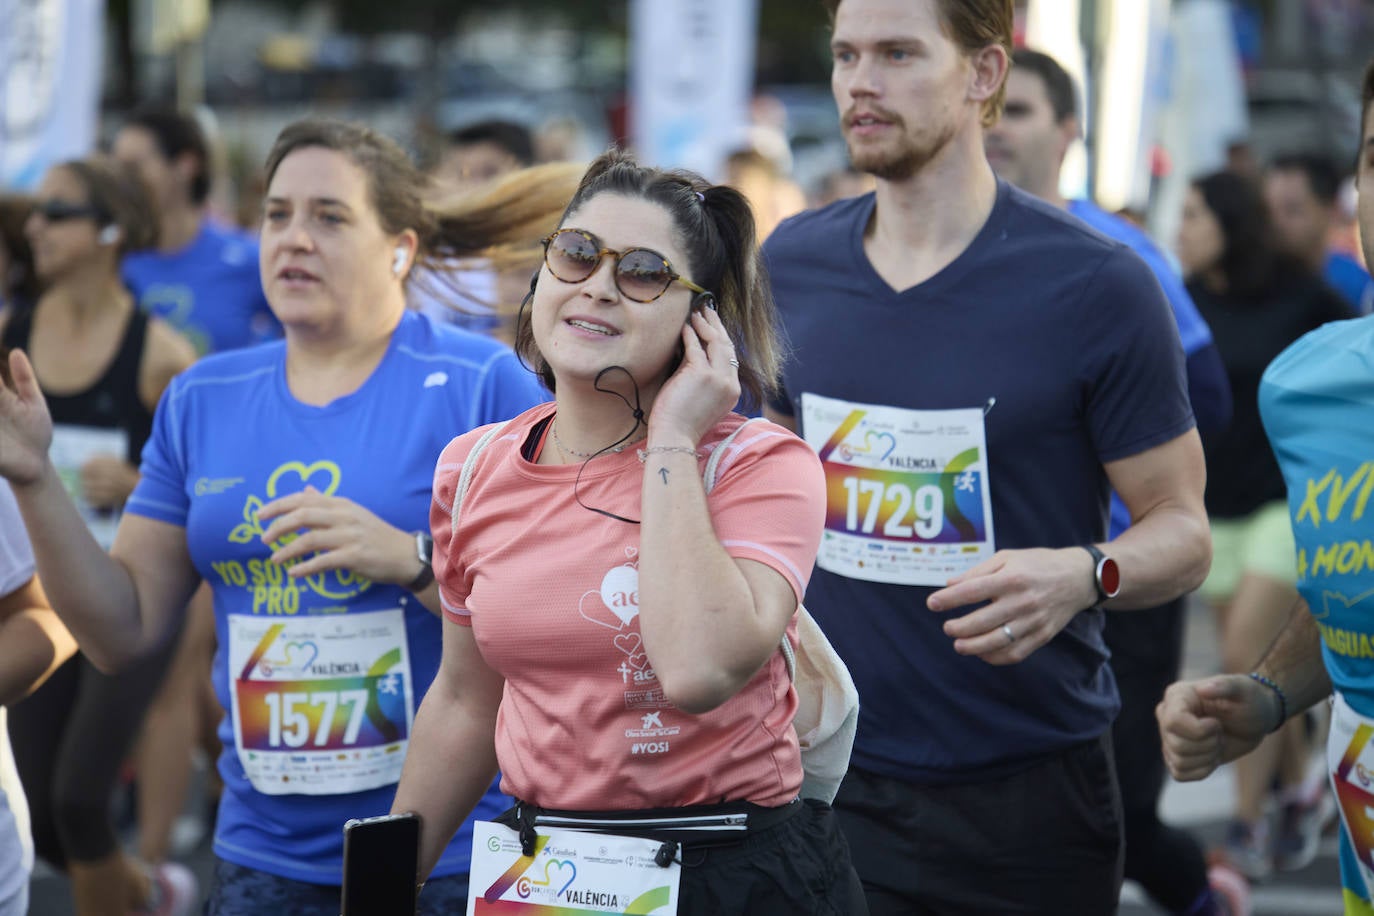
[430,403,825,810]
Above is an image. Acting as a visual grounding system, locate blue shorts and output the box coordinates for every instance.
[205,857,468,916]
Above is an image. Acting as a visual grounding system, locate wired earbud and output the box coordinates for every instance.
[391,246,407,276]
[692,291,717,312]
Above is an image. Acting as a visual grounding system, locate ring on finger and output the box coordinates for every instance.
[1002,624,1015,644]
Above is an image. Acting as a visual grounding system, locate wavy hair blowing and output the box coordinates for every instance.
[513,148,782,413]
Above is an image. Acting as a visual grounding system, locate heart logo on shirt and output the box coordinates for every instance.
[613,632,642,657]
[579,560,639,630]
[265,460,343,499]
[864,430,897,462]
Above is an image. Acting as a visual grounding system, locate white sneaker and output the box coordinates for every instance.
[136,861,199,916]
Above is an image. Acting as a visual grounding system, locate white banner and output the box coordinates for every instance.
[0,0,105,190]
[629,0,758,180]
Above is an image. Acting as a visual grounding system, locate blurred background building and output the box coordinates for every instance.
[4,0,1371,242]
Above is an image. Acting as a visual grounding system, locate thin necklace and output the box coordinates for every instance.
[551,418,645,459]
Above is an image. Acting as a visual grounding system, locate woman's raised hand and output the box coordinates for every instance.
[650,308,741,447]
[0,350,55,487]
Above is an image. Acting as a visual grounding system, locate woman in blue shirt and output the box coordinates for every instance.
[0,119,546,914]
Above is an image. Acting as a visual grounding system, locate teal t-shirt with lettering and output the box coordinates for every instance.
[1260,313,1374,905]
[1260,314,1374,708]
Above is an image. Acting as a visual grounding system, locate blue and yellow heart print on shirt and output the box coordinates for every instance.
[125,310,548,884]
[1260,314,1374,911]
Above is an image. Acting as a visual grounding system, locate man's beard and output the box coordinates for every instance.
[847,119,958,182]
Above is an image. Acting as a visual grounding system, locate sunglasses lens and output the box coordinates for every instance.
[547,231,599,281]
[617,250,673,302]
[38,201,93,222]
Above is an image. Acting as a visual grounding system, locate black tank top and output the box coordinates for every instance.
[2,304,154,462]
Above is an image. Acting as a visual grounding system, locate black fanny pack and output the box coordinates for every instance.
[496,797,802,865]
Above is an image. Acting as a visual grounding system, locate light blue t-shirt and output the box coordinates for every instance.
[1068,199,1214,538]
[126,310,548,884]
[1259,314,1374,904]
[122,221,281,355]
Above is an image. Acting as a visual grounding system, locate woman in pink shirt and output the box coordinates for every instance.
[393,150,866,914]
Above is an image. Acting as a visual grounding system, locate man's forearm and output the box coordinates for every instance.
[1105,502,1211,610]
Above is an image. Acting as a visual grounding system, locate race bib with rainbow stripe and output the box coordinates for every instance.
[801,393,995,587]
[228,608,414,796]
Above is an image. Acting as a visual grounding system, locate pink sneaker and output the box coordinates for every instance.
[1206,860,1252,916]
[136,861,199,916]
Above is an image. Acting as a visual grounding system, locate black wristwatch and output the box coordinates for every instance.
[406,532,434,591]
[1081,544,1121,603]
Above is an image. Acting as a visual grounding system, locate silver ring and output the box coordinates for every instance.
[728,358,740,368]
[1002,624,1015,644]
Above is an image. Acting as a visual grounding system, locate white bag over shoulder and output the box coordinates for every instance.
[705,419,859,803]
[451,418,859,804]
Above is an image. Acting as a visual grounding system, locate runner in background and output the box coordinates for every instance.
[1177,169,1351,880]
[112,107,283,872]
[1158,55,1374,916]
[2,157,198,916]
[0,118,547,915]
[986,47,1244,915]
[0,475,79,916]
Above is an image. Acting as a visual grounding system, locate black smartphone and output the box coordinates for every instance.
[341,812,420,916]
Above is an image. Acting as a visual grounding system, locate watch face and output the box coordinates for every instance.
[1099,557,1122,597]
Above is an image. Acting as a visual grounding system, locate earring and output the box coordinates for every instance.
[97,225,121,246]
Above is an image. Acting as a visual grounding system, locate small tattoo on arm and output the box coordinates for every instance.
[658,467,670,484]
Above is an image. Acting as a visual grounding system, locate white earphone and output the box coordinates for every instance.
[392,246,407,276]
[97,225,121,246]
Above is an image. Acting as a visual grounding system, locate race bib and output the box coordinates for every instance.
[1328,692,1374,900]
[468,821,680,915]
[49,424,128,550]
[801,393,995,586]
[227,608,414,796]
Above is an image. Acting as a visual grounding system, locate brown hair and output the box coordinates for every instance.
[513,148,782,413]
[264,118,437,246]
[264,118,580,274]
[826,0,1013,126]
[0,194,39,304]
[58,156,160,255]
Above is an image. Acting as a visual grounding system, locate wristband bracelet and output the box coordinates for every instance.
[637,446,700,463]
[1248,672,1288,733]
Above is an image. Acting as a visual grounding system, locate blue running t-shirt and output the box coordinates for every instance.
[127,310,548,884]
[122,221,281,355]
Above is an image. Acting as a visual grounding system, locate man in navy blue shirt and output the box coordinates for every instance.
[988,47,1243,916]
[763,1,1212,912]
